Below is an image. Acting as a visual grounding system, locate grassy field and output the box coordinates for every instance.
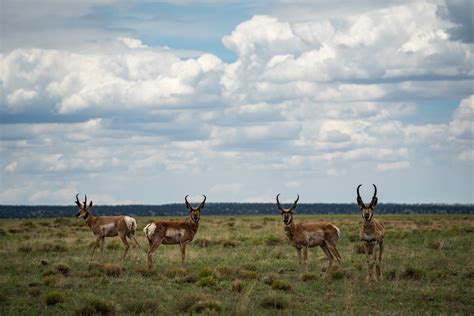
[1,214,473,315]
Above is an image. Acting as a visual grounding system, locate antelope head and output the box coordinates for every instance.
[74,193,93,219]
[276,194,299,226]
[185,195,206,223]
[356,184,378,222]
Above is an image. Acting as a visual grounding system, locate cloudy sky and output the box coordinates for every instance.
[0,0,472,205]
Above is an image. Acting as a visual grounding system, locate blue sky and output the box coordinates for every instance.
[0,0,473,205]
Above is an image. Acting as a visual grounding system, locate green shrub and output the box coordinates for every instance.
[44,291,64,306]
[176,293,206,312]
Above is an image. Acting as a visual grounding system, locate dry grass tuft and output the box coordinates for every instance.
[231,279,244,292]
[197,276,217,287]
[102,264,122,277]
[250,224,263,229]
[18,245,33,254]
[123,299,159,314]
[263,272,280,285]
[353,243,365,254]
[428,240,447,250]
[221,239,238,248]
[75,298,116,316]
[238,269,258,280]
[300,272,318,281]
[106,241,121,250]
[165,267,187,279]
[266,235,281,246]
[401,266,425,280]
[135,267,157,278]
[271,278,292,291]
[44,291,64,306]
[39,242,67,253]
[260,294,290,309]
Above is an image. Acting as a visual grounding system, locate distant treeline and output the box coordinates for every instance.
[0,203,472,218]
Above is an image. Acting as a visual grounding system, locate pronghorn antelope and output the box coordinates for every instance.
[74,194,140,263]
[143,195,206,271]
[357,184,384,281]
[276,194,341,276]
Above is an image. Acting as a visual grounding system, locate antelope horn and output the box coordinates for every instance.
[276,194,284,211]
[292,194,300,210]
[185,195,191,209]
[75,193,81,207]
[356,184,365,208]
[198,195,206,209]
[84,195,87,207]
[369,184,378,208]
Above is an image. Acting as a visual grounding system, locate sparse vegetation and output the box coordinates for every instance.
[0,215,472,314]
[43,291,64,306]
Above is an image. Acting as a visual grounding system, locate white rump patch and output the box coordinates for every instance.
[143,223,156,240]
[165,228,185,238]
[332,224,341,238]
[124,216,136,232]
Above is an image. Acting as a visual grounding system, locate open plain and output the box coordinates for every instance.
[1,214,473,315]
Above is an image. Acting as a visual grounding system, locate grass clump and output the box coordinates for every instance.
[260,294,290,310]
[300,272,318,281]
[271,279,292,291]
[221,240,238,248]
[238,269,257,280]
[176,293,221,313]
[39,242,67,253]
[135,267,157,278]
[231,279,244,292]
[123,299,159,314]
[75,298,116,315]
[192,300,222,313]
[106,241,121,250]
[44,291,64,306]
[197,276,217,287]
[428,240,447,250]
[165,267,187,279]
[102,264,122,277]
[18,245,33,254]
[401,266,425,280]
[353,243,365,254]
[266,235,281,246]
[263,272,280,285]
